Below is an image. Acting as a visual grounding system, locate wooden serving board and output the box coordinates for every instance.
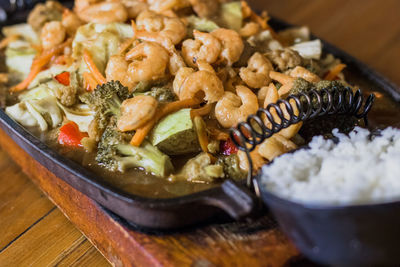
[0,128,305,266]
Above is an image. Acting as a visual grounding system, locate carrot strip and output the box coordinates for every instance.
[324,63,347,81]
[208,127,229,141]
[83,72,98,91]
[10,38,72,92]
[130,122,156,147]
[190,103,212,119]
[193,116,209,153]
[83,49,107,85]
[130,98,201,146]
[0,35,19,50]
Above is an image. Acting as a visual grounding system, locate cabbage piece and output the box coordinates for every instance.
[247,30,283,52]
[28,64,77,89]
[149,108,200,155]
[58,103,95,132]
[73,23,134,75]
[5,102,39,128]
[186,15,219,33]
[19,83,54,101]
[220,1,242,31]
[5,41,37,79]
[290,39,322,60]
[2,23,40,44]
[6,96,63,131]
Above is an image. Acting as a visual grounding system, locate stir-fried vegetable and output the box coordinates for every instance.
[1,0,354,183]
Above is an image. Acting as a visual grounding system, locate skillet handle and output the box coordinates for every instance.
[203,180,258,220]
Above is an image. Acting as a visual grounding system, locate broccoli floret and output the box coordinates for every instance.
[80,80,131,132]
[144,86,177,103]
[96,121,174,176]
[291,80,359,140]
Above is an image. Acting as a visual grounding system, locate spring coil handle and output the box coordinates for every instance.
[229,87,375,189]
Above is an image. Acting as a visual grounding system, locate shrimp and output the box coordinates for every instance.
[215,85,259,128]
[173,67,195,96]
[239,22,261,37]
[258,134,297,161]
[135,11,186,45]
[40,21,66,50]
[61,9,84,36]
[77,1,128,23]
[263,83,302,139]
[290,66,321,83]
[147,0,190,12]
[105,55,134,88]
[270,66,321,97]
[106,42,169,90]
[182,30,221,67]
[211,28,244,66]
[189,0,219,18]
[269,71,295,97]
[121,0,149,19]
[117,96,158,132]
[239,52,273,88]
[237,148,267,173]
[177,69,224,103]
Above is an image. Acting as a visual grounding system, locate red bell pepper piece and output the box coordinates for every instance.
[55,71,70,86]
[58,121,88,147]
[220,138,238,155]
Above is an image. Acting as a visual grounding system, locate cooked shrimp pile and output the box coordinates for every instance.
[1,0,349,182]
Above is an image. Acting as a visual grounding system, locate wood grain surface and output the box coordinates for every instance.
[0,0,399,266]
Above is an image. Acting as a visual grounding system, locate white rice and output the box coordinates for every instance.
[261,127,400,205]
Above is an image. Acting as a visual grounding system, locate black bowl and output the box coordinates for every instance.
[258,174,400,266]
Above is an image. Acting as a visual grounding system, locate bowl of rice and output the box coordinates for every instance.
[259,127,400,266]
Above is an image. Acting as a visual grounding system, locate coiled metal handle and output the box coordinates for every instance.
[230,87,375,189]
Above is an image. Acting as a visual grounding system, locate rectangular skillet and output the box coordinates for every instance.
[0,3,399,230]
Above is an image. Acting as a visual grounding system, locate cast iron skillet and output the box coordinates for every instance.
[1,2,399,230]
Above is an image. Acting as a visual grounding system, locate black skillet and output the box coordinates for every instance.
[0,1,399,234]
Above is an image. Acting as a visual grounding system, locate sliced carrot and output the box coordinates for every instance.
[193,116,209,153]
[0,35,19,50]
[83,49,107,85]
[324,63,347,81]
[208,127,229,141]
[190,103,212,119]
[83,71,98,91]
[10,38,72,92]
[130,98,201,146]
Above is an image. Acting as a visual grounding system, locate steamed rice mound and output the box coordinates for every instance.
[261,127,400,205]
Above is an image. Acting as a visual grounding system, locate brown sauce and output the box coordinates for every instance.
[24,69,400,199]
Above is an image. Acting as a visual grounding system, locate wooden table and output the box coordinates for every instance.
[1,0,399,266]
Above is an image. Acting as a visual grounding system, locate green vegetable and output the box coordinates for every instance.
[2,23,40,44]
[290,39,322,60]
[5,41,37,79]
[216,154,246,180]
[96,122,174,176]
[220,2,242,31]
[80,81,131,133]
[73,23,133,78]
[186,15,219,33]
[149,108,200,155]
[143,86,177,103]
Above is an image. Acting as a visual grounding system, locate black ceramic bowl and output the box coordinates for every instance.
[258,173,400,266]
